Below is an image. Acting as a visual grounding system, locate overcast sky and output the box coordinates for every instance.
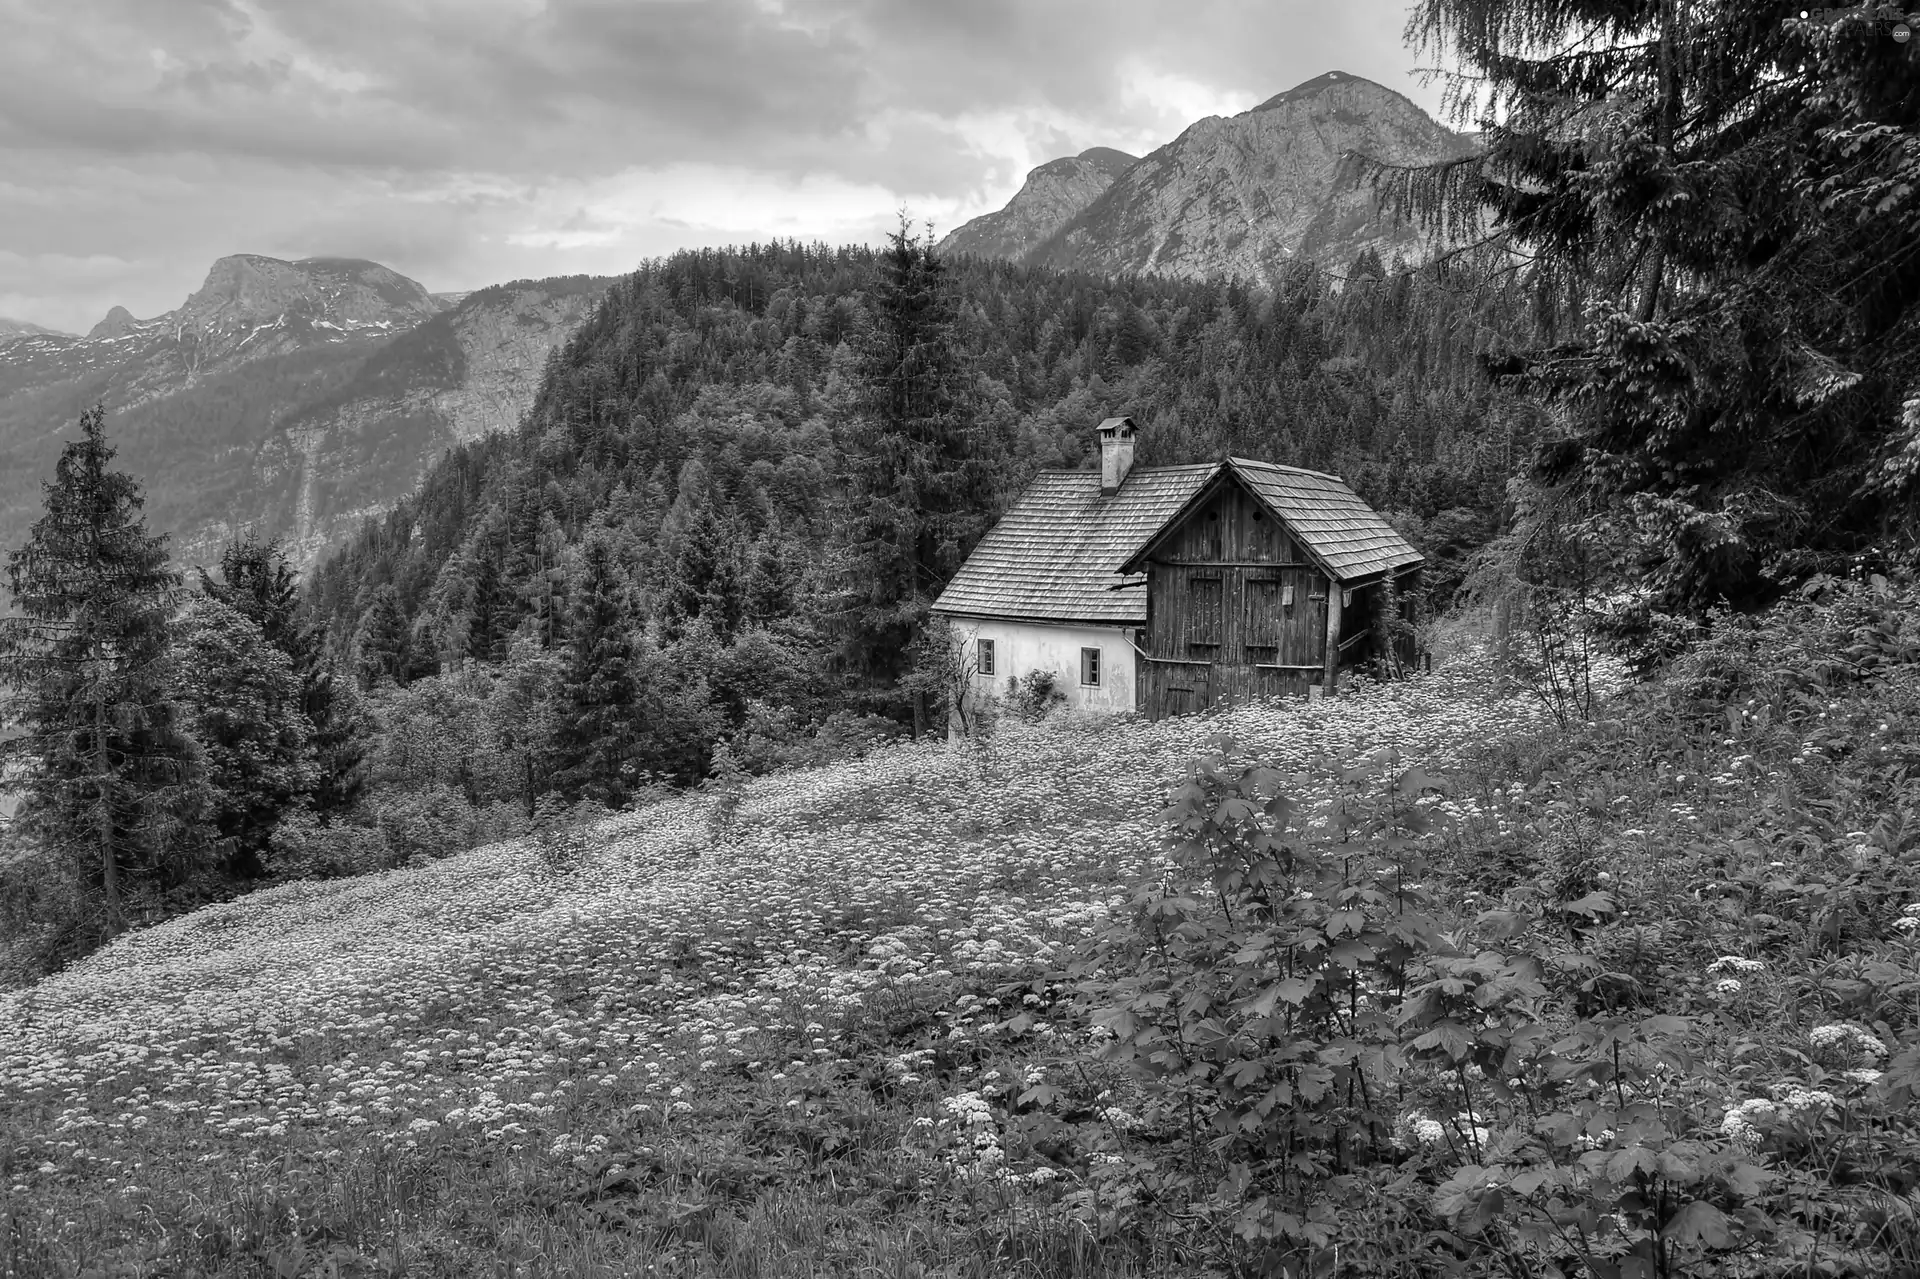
[1,0,1455,335]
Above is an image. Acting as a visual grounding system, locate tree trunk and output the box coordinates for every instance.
[95,689,122,936]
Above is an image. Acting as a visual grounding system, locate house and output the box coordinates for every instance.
[931,417,1424,722]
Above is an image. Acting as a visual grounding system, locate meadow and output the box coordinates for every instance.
[3,585,1918,1278]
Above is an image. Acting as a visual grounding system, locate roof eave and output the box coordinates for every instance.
[1334,558,1427,589]
[930,606,1145,628]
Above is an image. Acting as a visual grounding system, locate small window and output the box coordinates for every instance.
[976,637,995,676]
[1080,647,1101,687]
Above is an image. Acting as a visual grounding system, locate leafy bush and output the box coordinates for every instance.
[1006,670,1067,721]
[0,828,103,984]
[529,793,609,874]
[1070,732,1920,1276]
[732,702,906,774]
[264,807,395,882]
[373,784,477,866]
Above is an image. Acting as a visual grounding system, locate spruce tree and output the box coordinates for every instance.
[551,534,637,808]
[836,218,996,732]
[0,407,204,935]
[354,585,412,688]
[1388,1,1920,608]
[200,534,366,819]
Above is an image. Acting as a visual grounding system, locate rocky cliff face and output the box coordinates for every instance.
[950,73,1477,282]
[0,260,608,570]
[164,255,442,370]
[938,147,1137,261]
[240,278,609,567]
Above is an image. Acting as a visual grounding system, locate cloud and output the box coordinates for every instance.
[0,0,1454,332]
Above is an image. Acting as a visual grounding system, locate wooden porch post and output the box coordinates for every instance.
[1321,576,1343,696]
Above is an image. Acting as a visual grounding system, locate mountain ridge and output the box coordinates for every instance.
[0,256,610,569]
[0,317,72,341]
[937,146,1141,263]
[942,71,1477,281]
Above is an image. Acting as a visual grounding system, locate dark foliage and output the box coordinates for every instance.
[1384,0,1920,611]
[0,407,205,937]
[303,240,1540,778]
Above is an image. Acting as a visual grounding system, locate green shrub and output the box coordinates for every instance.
[1070,734,1920,1276]
[264,806,395,881]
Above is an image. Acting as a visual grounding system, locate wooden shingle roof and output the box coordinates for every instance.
[931,465,1216,625]
[934,457,1423,626]
[1225,458,1426,582]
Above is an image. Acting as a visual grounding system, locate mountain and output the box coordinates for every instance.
[937,147,1137,261]
[241,276,611,567]
[0,318,71,341]
[0,256,610,569]
[942,72,1479,281]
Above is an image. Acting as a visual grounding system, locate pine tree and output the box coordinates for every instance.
[665,502,743,640]
[354,585,412,688]
[551,535,638,808]
[743,536,793,625]
[836,219,996,732]
[0,407,205,935]
[1387,1,1920,608]
[200,534,366,819]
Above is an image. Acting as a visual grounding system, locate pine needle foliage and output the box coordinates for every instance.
[1380,0,1920,610]
[834,220,1001,726]
[0,406,204,937]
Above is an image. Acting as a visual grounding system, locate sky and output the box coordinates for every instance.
[0,0,1458,335]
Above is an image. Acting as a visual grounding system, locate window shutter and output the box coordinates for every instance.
[1190,574,1223,646]
[1246,578,1281,647]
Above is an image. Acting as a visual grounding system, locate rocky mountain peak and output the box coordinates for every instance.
[176,254,439,334]
[939,146,1140,262]
[943,71,1477,283]
[87,306,140,340]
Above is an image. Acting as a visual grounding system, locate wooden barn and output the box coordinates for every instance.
[932,417,1424,722]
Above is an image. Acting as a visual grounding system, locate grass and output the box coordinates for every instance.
[0,656,1534,1278]
[5,592,1918,1277]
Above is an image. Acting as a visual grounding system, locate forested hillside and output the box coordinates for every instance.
[305,239,1537,784]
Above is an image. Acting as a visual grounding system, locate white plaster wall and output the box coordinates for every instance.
[943,617,1138,717]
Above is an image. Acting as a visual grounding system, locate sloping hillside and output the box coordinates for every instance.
[8,574,1919,1276]
[0,666,1533,1272]
[937,147,1139,262]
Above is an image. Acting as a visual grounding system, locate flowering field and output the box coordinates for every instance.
[5,599,1919,1278]
[0,659,1539,1277]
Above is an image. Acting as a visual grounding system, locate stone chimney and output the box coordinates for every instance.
[1098,416,1138,496]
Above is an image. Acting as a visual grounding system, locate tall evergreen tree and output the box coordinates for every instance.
[1389,0,1920,609]
[836,219,996,732]
[201,534,366,819]
[354,585,412,689]
[0,407,204,935]
[551,534,638,808]
[665,502,743,640]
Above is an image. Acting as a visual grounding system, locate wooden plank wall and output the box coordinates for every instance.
[1141,482,1335,719]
